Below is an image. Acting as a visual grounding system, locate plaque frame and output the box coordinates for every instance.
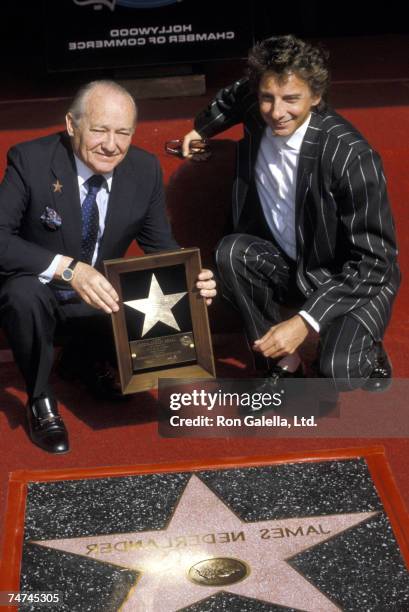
[104,248,215,394]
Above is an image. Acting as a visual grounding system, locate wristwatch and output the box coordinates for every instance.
[61,259,78,283]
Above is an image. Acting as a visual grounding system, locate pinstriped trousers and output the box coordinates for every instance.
[215,234,377,388]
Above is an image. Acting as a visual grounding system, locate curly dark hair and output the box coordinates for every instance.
[248,34,330,108]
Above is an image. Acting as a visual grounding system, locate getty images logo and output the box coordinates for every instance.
[73,0,181,10]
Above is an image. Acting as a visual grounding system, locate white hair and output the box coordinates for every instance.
[68,80,137,125]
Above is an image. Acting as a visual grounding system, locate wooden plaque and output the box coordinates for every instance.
[104,248,215,394]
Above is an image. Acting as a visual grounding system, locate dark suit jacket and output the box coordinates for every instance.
[0,132,178,279]
[194,78,400,340]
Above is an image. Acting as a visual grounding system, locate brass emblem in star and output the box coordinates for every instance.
[31,475,378,612]
[124,273,187,337]
[73,0,116,12]
[52,180,63,193]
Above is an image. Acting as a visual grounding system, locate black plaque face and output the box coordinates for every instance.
[120,265,196,373]
[104,248,215,394]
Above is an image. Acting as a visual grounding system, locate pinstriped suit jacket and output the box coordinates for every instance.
[194,78,400,341]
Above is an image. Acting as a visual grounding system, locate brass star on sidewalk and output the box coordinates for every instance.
[31,475,378,612]
[52,180,63,193]
[124,273,187,336]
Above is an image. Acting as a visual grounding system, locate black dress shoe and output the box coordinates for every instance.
[57,350,127,402]
[266,362,305,382]
[363,342,392,392]
[27,396,69,454]
[82,362,129,402]
[240,363,305,414]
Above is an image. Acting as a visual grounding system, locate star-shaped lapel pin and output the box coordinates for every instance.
[31,475,378,611]
[52,180,63,194]
[124,273,187,336]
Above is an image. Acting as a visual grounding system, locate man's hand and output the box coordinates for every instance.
[71,262,119,313]
[55,257,119,314]
[196,269,216,306]
[182,129,203,158]
[253,315,311,359]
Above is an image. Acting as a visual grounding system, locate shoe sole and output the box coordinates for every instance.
[362,378,392,393]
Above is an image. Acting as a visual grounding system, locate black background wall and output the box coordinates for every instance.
[0,2,407,93]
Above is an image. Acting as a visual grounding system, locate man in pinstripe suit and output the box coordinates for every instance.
[183,35,400,391]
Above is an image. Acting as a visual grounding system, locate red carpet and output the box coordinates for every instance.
[1,35,409,562]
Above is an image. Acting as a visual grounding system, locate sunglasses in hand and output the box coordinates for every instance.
[165,138,211,161]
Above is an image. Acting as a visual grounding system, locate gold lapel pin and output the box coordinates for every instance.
[52,180,63,193]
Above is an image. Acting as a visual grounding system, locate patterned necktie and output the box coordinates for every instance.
[81,174,104,264]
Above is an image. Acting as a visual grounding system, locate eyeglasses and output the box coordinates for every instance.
[165,138,211,161]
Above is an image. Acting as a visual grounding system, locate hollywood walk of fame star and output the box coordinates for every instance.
[52,179,63,193]
[124,273,187,336]
[31,475,378,612]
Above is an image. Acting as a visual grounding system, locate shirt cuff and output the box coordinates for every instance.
[299,310,320,333]
[39,254,62,284]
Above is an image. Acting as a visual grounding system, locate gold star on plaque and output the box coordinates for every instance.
[52,180,63,193]
[124,273,187,336]
[31,475,378,612]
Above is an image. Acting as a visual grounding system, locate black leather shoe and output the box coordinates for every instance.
[266,362,305,381]
[82,362,129,402]
[240,363,305,414]
[57,350,127,402]
[363,342,392,392]
[27,396,69,454]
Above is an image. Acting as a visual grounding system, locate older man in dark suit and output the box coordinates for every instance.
[0,80,216,454]
[183,35,400,392]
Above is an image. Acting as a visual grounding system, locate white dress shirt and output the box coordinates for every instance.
[255,116,310,260]
[39,156,113,282]
[255,115,319,332]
